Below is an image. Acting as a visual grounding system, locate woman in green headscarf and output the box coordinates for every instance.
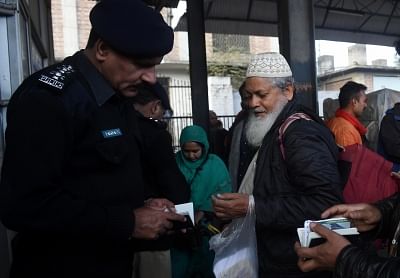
[172,125,231,278]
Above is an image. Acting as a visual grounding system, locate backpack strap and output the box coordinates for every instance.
[278,112,313,159]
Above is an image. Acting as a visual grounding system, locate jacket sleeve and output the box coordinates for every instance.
[0,88,133,241]
[334,245,400,278]
[374,193,400,240]
[380,115,400,161]
[254,120,343,229]
[333,195,400,278]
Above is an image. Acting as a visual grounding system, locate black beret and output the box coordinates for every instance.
[152,82,171,111]
[135,82,172,111]
[90,0,174,58]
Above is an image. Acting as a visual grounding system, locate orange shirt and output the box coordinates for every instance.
[327,117,362,146]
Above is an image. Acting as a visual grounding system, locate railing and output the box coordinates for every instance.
[160,78,237,151]
[167,115,236,152]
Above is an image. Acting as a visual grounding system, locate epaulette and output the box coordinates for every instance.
[37,63,76,92]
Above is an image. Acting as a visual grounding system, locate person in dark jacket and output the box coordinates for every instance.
[294,41,400,278]
[295,172,400,278]
[208,110,229,164]
[226,81,252,192]
[0,1,185,278]
[132,82,190,278]
[132,82,190,204]
[212,52,343,277]
[378,102,400,172]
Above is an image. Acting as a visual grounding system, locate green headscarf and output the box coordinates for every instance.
[177,125,209,180]
[176,125,231,212]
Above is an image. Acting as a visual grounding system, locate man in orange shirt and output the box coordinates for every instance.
[327,81,368,146]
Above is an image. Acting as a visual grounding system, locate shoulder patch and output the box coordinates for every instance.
[38,64,75,91]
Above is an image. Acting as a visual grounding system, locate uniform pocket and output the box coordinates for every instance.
[95,137,129,164]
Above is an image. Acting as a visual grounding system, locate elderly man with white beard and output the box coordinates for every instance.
[212,52,343,278]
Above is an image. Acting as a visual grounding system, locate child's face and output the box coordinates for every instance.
[182,141,202,162]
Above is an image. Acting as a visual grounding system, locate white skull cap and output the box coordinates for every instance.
[246,52,292,78]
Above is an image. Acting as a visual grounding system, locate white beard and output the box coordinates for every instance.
[245,99,288,148]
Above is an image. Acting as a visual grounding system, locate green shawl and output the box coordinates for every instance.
[176,125,231,212]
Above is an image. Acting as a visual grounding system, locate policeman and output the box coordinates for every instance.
[0,1,185,278]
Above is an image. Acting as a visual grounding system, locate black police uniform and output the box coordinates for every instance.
[0,51,145,278]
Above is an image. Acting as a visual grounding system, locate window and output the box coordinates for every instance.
[212,34,250,53]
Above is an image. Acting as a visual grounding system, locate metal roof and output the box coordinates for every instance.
[175,0,400,47]
[318,65,400,80]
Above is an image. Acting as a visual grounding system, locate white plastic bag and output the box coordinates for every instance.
[209,197,258,278]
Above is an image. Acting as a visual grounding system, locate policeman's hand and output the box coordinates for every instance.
[321,203,381,232]
[144,198,175,211]
[294,223,351,272]
[132,207,186,240]
[212,193,249,220]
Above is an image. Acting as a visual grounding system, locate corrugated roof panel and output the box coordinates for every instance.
[175,0,400,46]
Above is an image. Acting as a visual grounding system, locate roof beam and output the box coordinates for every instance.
[384,0,398,33]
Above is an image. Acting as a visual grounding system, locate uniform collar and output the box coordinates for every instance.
[75,50,116,106]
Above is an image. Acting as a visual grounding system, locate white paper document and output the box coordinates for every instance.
[174,202,194,224]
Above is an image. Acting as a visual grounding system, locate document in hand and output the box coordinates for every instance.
[171,202,195,230]
[174,202,194,224]
[297,217,359,247]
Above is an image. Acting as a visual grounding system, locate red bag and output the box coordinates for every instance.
[339,144,399,203]
[279,114,400,204]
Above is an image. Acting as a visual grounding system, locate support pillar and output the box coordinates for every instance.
[186,0,209,133]
[277,0,317,112]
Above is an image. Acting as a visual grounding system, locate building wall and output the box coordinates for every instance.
[156,65,190,81]
[164,31,189,62]
[319,72,371,92]
[348,44,367,66]
[249,36,278,54]
[364,73,374,92]
[62,0,79,57]
[51,0,94,61]
[208,76,234,115]
[52,0,64,60]
[318,71,400,93]
[52,2,278,66]
[318,69,400,121]
[373,75,400,91]
[50,2,278,117]
[76,0,95,50]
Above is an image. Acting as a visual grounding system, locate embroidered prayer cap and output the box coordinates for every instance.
[90,0,173,58]
[246,52,292,78]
